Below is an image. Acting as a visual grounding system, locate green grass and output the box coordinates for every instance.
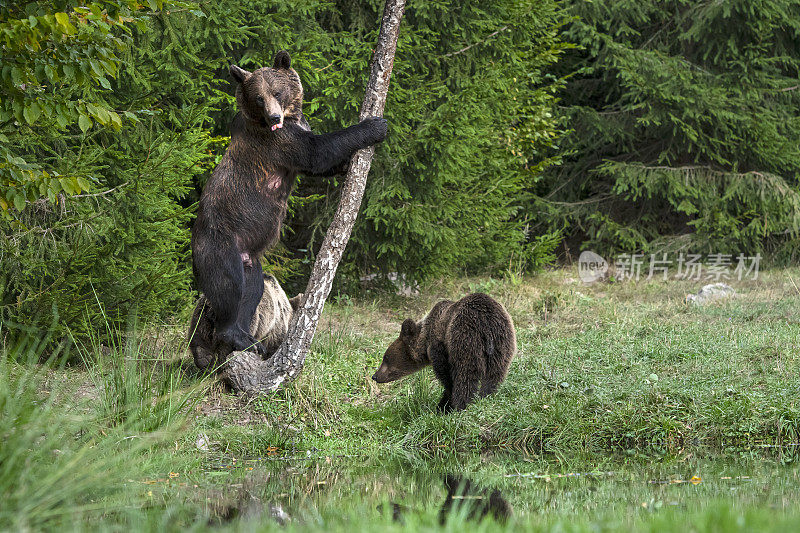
[197,267,800,457]
[0,328,207,530]
[5,267,800,530]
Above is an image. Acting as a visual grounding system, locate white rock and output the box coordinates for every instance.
[196,433,210,452]
[685,283,735,305]
[578,251,608,283]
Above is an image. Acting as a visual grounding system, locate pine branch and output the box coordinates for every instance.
[441,25,509,58]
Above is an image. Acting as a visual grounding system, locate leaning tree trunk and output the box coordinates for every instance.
[220,0,406,394]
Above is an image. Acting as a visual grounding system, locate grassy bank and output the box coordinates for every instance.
[193,268,800,457]
[4,267,800,529]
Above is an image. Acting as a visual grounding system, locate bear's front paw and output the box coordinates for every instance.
[361,116,388,144]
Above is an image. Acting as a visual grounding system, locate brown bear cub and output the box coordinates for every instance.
[192,50,387,357]
[188,274,302,371]
[372,293,516,412]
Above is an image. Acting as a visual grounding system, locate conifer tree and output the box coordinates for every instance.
[0,1,218,342]
[537,0,800,258]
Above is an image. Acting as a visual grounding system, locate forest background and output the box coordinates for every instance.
[2,0,799,342]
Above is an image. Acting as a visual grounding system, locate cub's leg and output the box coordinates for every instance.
[429,341,452,412]
[448,338,485,411]
[479,336,505,397]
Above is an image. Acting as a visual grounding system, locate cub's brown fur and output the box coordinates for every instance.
[188,274,302,370]
[372,293,516,412]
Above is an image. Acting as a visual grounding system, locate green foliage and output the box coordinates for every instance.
[5,272,800,529]
[536,0,800,257]
[193,269,800,457]
[177,0,567,285]
[0,1,216,343]
[81,312,205,431]
[0,2,129,213]
[0,326,196,530]
[1,0,565,342]
[292,0,566,283]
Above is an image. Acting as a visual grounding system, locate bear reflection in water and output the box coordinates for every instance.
[380,474,511,524]
[439,474,512,524]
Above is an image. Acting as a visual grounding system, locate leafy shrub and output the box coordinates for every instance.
[0,1,215,345]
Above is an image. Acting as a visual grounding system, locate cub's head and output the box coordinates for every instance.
[230,50,303,131]
[372,319,429,383]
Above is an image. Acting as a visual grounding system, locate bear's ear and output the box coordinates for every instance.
[230,65,251,84]
[288,293,304,312]
[273,50,291,70]
[400,319,418,339]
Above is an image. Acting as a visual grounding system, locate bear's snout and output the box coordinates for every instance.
[372,369,389,383]
[268,113,284,131]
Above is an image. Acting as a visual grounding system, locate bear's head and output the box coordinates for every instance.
[229,50,303,131]
[372,319,429,383]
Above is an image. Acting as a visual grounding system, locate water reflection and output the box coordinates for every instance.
[205,480,290,526]
[439,474,511,524]
[195,451,800,526]
[380,475,512,524]
[376,502,409,523]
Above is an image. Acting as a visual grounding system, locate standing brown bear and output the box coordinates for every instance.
[192,51,387,356]
[372,293,516,412]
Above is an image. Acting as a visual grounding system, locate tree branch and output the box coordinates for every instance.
[441,25,509,58]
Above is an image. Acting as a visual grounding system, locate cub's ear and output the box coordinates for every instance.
[400,319,418,339]
[273,50,291,70]
[230,65,251,84]
[288,293,304,312]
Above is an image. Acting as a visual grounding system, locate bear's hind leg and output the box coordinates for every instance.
[196,241,262,356]
[479,378,500,398]
[450,373,482,411]
[235,258,267,357]
[479,332,513,398]
[448,339,486,411]
[478,337,504,398]
[188,297,218,370]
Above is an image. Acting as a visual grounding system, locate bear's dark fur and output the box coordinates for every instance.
[191,50,387,356]
[372,293,516,412]
[188,273,302,370]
